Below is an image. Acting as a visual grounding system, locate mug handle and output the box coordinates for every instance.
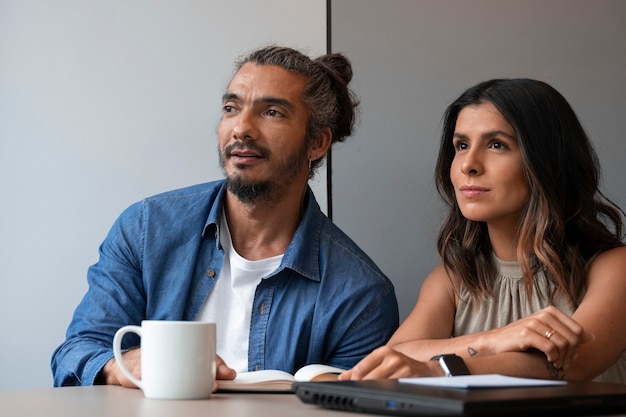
[112,325,143,389]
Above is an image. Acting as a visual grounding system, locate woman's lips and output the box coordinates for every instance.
[459,185,489,197]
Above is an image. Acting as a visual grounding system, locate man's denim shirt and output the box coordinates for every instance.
[51,180,399,386]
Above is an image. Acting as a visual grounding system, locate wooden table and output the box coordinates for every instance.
[0,385,371,417]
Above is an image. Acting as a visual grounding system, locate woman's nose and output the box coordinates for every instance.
[460,149,482,176]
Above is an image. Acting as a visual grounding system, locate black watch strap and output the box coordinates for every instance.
[430,354,471,377]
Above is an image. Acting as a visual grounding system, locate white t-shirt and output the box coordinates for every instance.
[196,212,282,372]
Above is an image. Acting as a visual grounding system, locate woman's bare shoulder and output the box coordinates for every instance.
[587,245,626,279]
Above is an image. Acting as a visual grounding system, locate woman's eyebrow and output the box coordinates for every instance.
[453,130,517,140]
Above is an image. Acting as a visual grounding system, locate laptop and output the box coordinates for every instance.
[293,378,626,416]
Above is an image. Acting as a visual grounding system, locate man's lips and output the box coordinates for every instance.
[224,143,268,160]
[230,150,262,158]
[228,151,263,166]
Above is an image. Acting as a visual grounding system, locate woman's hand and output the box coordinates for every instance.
[481,306,592,370]
[338,346,441,381]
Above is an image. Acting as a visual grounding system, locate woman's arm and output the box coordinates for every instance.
[341,264,583,380]
[558,246,626,380]
[342,247,626,381]
[389,265,586,368]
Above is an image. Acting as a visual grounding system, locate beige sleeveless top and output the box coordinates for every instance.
[453,256,626,383]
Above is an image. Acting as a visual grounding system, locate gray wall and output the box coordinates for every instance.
[330,0,626,320]
[0,0,326,391]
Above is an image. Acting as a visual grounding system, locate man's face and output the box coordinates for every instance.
[218,63,310,205]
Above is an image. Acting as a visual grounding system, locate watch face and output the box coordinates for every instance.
[439,355,471,376]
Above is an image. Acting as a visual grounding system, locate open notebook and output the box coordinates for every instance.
[218,364,344,392]
[293,376,626,416]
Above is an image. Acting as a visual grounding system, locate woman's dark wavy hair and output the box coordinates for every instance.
[236,45,360,178]
[435,78,625,306]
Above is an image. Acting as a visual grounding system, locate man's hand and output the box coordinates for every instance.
[102,349,237,392]
[102,347,141,387]
[215,355,237,380]
[212,355,236,392]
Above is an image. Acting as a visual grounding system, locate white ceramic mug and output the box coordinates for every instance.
[113,320,216,400]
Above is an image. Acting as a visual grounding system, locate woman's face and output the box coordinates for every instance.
[450,102,530,232]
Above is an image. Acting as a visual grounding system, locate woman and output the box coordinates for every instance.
[340,78,626,382]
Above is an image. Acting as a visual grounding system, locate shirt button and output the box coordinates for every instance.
[207,269,216,278]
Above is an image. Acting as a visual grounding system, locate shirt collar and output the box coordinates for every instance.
[202,182,322,283]
[201,181,227,242]
[280,186,322,282]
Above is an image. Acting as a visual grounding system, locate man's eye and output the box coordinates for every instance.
[223,105,236,113]
[266,109,282,117]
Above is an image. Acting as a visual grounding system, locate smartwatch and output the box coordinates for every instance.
[430,354,471,377]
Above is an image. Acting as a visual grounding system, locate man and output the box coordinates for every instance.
[51,46,399,387]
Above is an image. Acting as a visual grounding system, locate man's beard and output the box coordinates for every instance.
[218,141,308,206]
[225,176,273,205]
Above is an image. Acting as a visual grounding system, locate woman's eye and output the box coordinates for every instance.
[490,141,507,149]
[454,141,468,151]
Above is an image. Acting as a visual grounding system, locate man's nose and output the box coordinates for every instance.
[232,110,258,141]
